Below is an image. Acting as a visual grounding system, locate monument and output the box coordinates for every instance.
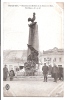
[24,13,39,76]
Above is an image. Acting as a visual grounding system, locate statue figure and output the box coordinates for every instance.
[28,13,37,27]
[28,12,35,22]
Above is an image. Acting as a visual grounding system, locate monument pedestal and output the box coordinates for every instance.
[24,13,39,76]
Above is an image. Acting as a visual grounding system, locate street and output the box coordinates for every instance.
[3,78,64,97]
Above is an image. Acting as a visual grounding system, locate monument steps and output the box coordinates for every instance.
[13,75,54,81]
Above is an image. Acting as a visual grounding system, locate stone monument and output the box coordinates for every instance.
[24,13,39,76]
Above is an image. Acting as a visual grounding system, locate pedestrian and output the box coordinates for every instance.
[53,63,58,82]
[9,68,15,81]
[3,64,8,81]
[48,64,52,75]
[42,63,48,82]
[58,65,64,81]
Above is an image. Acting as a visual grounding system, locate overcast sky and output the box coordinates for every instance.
[3,2,64,51]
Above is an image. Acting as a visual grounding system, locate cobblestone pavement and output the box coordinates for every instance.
[3,79,64,97]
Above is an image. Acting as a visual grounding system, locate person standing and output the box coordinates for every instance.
[3,65,8,81]
[9,68,15,81]
[53,63,58,82]
[48,64,52,75]
[42,63,48,82]
[58,65,64,81]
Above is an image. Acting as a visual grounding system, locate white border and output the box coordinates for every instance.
[1,0,66,100]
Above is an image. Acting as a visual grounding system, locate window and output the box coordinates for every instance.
[47,58,51,61]
[54,58,56,62]
[59,58,62,62]
[50,58,51,61]
[44,58,46,62]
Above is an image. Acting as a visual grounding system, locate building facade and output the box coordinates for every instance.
[39,47,64,67]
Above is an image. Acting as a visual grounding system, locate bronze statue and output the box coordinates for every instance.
[28,13,37,27]
[28,12,35,22]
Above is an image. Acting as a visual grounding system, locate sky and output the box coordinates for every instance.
[3,2,64,51]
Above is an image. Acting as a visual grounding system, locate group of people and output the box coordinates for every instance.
[42,63,63,82]
[3,65,15,81]
[3,63,63,82]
